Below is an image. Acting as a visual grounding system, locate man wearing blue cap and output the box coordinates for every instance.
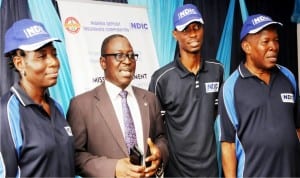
[149,4,224,177]
[0,19,75,177]
[218,14,300,177]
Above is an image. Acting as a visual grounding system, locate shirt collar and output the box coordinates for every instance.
[238,62,253,78]
[174,54,207,78]
[10,82,50,106]
[238,62,280,78]
[105,80,134,100]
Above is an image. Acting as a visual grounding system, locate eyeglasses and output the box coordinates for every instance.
[102,53,138,62]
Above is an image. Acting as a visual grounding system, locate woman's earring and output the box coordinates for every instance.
[23,71,26,77]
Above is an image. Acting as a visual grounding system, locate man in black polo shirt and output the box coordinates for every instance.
[149,4,224,177]
[218,14,300,177]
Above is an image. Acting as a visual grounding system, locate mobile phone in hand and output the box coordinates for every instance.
[129,144,143,165]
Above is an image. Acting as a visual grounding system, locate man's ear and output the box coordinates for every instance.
[100,56,106,70]
[241,41,251,54]
[172,30,178,40]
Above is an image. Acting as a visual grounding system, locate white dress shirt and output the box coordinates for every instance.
[104,80,144,155]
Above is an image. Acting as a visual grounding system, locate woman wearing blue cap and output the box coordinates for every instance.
[218,14,300,177]
[0,19,75,177]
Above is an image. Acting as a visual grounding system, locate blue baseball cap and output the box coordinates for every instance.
[240,14,282,41]
[4,19,61,55]
[173,4,204,31]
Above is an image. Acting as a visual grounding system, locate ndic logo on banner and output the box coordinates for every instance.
[131,23,148,30]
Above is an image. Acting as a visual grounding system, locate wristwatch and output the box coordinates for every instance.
[156,162,164,177]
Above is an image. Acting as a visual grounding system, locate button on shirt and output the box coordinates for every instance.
[105,80,144,154]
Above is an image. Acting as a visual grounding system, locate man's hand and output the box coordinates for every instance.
[115,158,145,178]
[144,138,162,177]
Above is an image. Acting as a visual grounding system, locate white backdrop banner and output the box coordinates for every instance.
[56,0,159,95]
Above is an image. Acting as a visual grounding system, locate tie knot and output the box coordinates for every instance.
[119,90,128,98]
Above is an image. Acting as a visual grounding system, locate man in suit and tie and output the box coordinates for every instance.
[67,34,168,177]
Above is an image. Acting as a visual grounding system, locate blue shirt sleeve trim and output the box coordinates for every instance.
[7,96,23,159]
[221,69,246,177]
[278,65,298,101]
[222,70,240,130]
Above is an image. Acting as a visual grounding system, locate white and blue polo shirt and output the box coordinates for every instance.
[218,62,300,177]
[0,83,75,177]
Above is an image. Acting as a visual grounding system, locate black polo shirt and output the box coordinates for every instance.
[0,83,75,177]
[149,56,224,177]
[219,63,300,177]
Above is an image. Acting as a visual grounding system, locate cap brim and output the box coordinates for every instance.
[176,18,204,31]
[19,38,61,51]
[248,21,283,34]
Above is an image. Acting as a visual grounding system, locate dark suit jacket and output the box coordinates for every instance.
[67,83,168,177]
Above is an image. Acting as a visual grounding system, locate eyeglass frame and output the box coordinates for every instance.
[102,53,139,62]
